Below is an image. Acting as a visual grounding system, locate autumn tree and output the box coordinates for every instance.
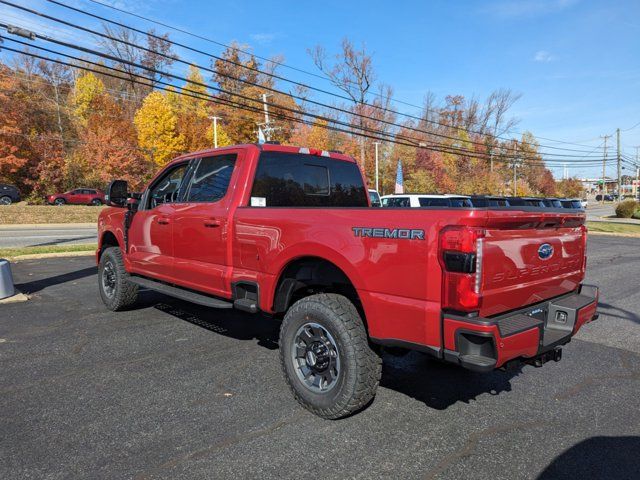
[71,72,106,123]
[556,178,584,198]
[134,91,185,166]
[97,26,177,116]
[211,43,297,144]
[309,39,380,170]
[171,66,232,151]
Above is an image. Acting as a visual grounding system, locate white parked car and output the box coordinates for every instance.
[381,194,473,208]
[368,189,381,207]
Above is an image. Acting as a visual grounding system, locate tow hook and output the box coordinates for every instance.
[526,347,562,368]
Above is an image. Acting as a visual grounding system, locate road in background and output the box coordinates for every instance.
[586,203,616,220]
[1,236,639,479]
[0,224,97,248]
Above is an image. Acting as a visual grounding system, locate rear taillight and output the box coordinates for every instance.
[439,226,485,312]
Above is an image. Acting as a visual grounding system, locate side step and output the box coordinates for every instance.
[233,298,258,313]
[128,276,233,309]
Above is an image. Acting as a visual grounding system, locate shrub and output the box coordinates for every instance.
[615,200,639,218]
[632,209,640,220]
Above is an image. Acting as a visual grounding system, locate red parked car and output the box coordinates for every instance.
[47,188,105,206]
[96,144,598,419]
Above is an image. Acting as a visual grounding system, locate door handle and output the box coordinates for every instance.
[157,217,170,225]
[203,218,221,228]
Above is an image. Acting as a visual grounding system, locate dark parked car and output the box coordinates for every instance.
[0,184,21,205]
[595,194,615,202]
[468,196,509,207]
[542,198,563,208]
[46,188,105,206]
[560,198,584,209]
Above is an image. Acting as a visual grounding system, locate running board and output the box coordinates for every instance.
[128,276,233,309]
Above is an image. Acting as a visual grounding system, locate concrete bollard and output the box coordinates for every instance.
[0,259,16,300]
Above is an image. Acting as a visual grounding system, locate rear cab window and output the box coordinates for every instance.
[250,151,367,207]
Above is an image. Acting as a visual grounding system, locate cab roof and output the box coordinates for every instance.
[172,143,356,164]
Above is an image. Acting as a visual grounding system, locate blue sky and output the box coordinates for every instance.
[2,0,639,179]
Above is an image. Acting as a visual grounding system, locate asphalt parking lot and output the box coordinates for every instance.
[1,235,639,479]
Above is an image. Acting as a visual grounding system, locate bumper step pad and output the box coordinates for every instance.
[496,314,543,337]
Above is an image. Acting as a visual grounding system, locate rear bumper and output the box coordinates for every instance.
[441,285,599,372]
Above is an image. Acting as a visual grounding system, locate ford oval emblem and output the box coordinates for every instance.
[538,243,554,260]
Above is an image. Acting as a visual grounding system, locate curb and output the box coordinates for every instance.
[0,292,29,304]
[0,223,96,230]
[9,251,96,261]
[588,231,640,238]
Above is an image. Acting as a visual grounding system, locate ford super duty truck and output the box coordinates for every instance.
[97,143,599,419]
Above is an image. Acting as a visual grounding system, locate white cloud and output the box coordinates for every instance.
[533,50,556,62]
[249,33,277,45]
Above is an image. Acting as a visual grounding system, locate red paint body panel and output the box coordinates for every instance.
[480,227,585,317]
[97,143,598,371]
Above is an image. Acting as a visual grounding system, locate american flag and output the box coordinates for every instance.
[395,159,404,194]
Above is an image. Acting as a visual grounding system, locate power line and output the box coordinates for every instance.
[0,38,612,170]
[3,30,614,169]
[621,120,640,132]
[4,40,596,170]
[38,0,612,154]
[79,0,626,152]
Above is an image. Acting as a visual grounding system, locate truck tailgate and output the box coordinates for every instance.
[479,212,586,317]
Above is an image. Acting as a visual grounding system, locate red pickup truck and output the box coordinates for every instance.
[97,143,598,419]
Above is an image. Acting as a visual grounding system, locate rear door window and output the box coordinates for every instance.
[251,152,367,207]
[384,197,410,207]
[186,154,237,202]
[449,198,473,207]
[418,198,448,207]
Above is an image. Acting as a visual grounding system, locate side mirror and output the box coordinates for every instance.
[106,180,128,207]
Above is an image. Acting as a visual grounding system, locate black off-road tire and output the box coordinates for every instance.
[98,246,139,311]
[279,293,382,419]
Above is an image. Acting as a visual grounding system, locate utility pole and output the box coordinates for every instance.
[258,93,277,142]
[261,93,271,126]
[631,146,640,200]
[513,140,518,196]
[373,142,380,192]
[600,135,611,204]
[616,128,622,200]
[210,116,221,148]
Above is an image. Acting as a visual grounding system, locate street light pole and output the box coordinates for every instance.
[210,116,221,148]
[617,128,622,200]
[373,142,380,192]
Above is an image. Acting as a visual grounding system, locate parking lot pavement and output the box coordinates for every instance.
[0,225,97,248]
[1,235,639,479]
